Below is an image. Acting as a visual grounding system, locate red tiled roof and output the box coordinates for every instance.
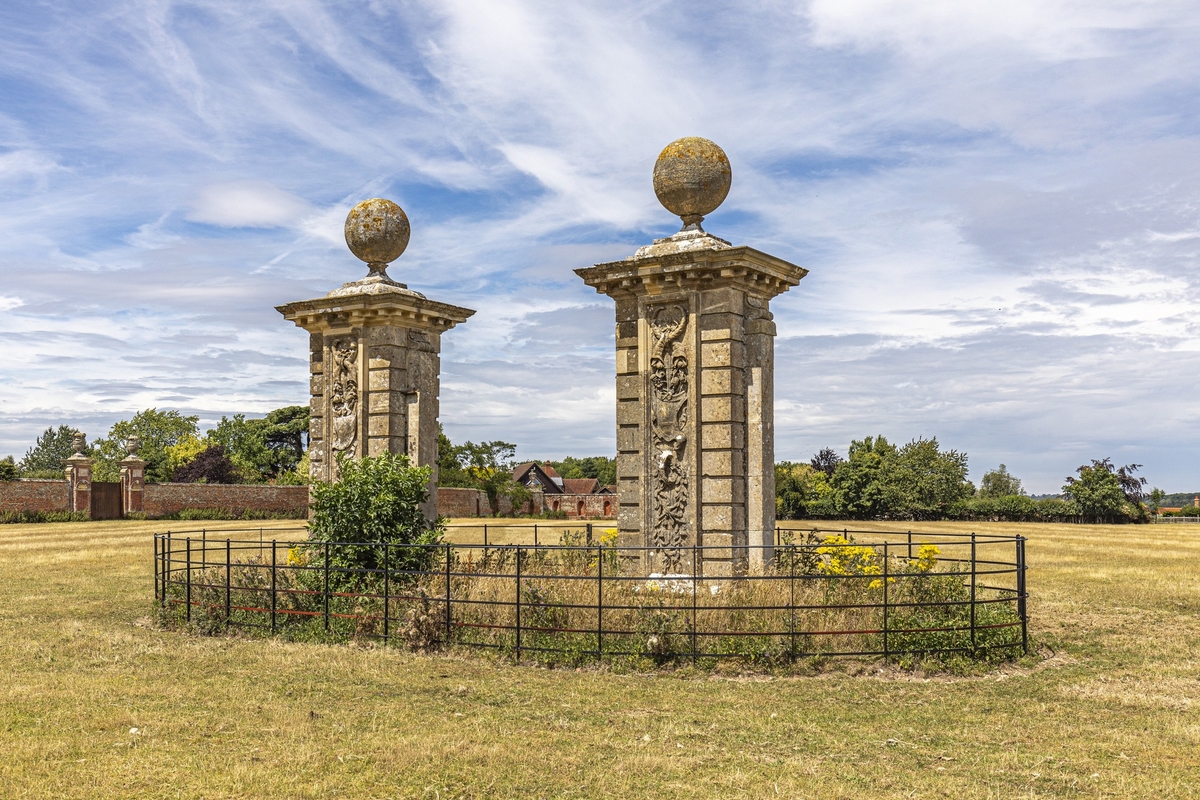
[541,462,562,479]
[562,478,600,494]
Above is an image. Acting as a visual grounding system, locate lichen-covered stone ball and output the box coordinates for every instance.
[652,137,732,222]
[344,198,410,265]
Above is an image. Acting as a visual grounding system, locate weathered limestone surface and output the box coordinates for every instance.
[576,230,805,574]
[277,283,473,520]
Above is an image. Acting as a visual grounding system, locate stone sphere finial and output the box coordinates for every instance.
[652,137,732,231]
[344,198,410,281]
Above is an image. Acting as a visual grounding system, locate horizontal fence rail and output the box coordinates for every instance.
[154,526,1028,665]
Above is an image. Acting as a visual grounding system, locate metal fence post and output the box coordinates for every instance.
[445,543,453,646]
[789,543,796,662]
[270,539,277,635]
[907,530,913,562]
[225,538,231,630]
[969,532,977,653]
[185,537,192,622]
[383,543,390,645]
[882,542,889,662]
[324,541,330,633]
[1017,535,1028,654]
[153,534,159,603]
[163,532,171,609]
[587,523,593,547]
[201,528,206,571]
[514,546,522,662]
[534,524,539,547]
[691,543,698,666]
[596,542,604,663]
[484,524,489,554]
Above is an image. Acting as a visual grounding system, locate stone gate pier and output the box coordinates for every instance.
[278,199,474,519]
[577,138,807,576]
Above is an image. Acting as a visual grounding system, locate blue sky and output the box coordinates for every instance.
[1,0,1198,494]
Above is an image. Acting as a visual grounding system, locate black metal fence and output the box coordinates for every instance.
[154,526,1028,665]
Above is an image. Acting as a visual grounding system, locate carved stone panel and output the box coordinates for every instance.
[646,304,691,571]
[329,335,359,454]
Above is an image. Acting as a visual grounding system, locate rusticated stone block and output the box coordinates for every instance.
[616,399,644,425]
[700,367,745,396]
[616,348,639,375]
[700,395,745,423]
[702,449,745,477]
[616,375,641,401]
[618,504,643,531]
[701,422,745,451]
[616,453,643,480]
[616,425,641,452]
[701,477,745,504]
[700,312,744,342]
[701,340,745,369]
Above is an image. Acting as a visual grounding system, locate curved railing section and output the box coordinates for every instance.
[153,526,1028,665]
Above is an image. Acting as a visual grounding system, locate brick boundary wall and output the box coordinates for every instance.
[144,484,309,518]
[0,480,70,513]
[0,480,617,520]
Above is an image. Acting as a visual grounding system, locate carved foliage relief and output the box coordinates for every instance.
[648,305,690,570]
[330,337,359,453]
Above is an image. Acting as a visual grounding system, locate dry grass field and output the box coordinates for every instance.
[0,518,1197,799]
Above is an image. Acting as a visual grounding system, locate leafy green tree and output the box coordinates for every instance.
[172,446,241,484]
[205,414,274,482]
[437,426,470,487]
[979,464,1024,498]
[91,409,199,482]
[1149,487,1165,515]
[829,436,972,520]
[308,452,443,580]
[775,461,832,519]
[809,447,843,479]
[19,425,79,477]
[0,456,18,481]
[258,406,309,475]
[436,430,531,513]
[1062,459,1128,523]
[457,440,530,514]
[878,437,973,519]
[551,456,617,487]
[830,435,897,519]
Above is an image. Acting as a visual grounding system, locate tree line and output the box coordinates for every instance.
[776,436,1157,523]
[2,407,309,485]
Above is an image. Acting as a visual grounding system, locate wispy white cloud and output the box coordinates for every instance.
[186,180,315,228]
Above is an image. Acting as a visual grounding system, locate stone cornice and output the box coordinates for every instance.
[575,244,807,300]
[276,287,475,334]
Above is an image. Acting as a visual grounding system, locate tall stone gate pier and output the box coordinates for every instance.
[577,138,806,575]
[278,199,474,519]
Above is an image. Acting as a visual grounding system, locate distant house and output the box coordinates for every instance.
[513,462,564,493]
[511,462,616,518]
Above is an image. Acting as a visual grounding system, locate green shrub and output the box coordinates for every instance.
[0,457,18,481]
[307,452,444,586]
[0,510,89,524]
